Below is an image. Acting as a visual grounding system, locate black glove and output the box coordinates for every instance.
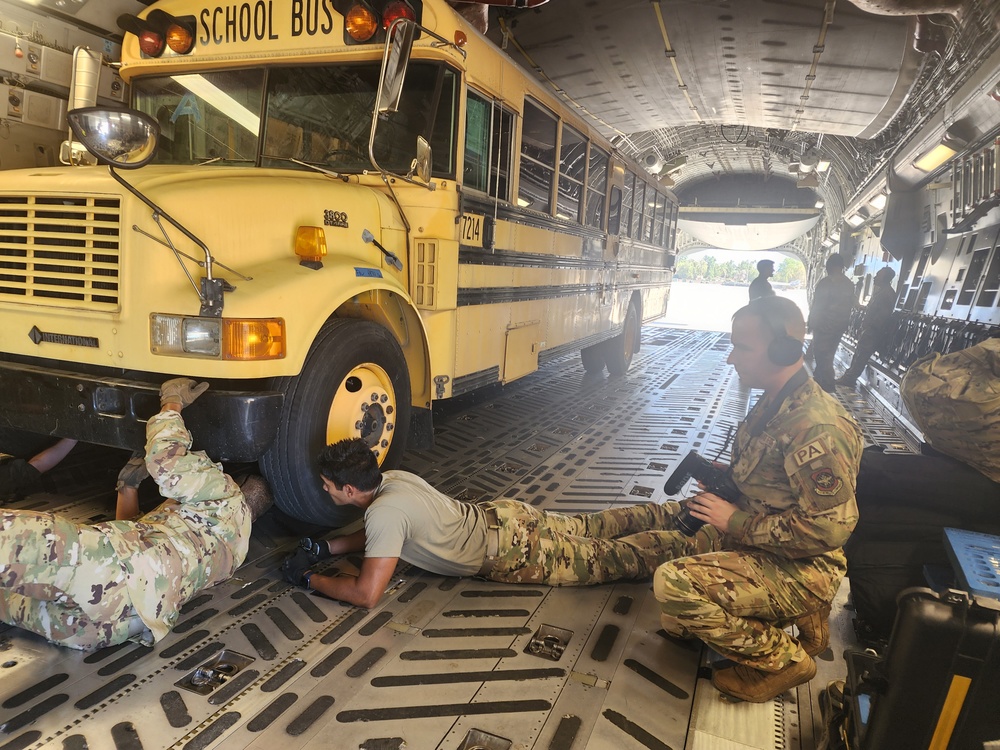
[115,453,149,493]
[281,549,315,588]
[299,537,333,563]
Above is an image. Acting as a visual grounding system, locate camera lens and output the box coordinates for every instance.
[674,503,706,537]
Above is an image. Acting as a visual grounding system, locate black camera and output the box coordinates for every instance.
[663,450,741,536]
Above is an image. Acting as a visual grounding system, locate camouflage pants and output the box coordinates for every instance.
[654,550,830,671]
[483,499,716,585]
[0,411,247,650]
[0,511,136,650]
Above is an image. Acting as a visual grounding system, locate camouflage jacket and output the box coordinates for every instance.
[725,370,863,593]
[95,412,251,642]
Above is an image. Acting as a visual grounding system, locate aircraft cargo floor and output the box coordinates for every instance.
[0,323,913,750]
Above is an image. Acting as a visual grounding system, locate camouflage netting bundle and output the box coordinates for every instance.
[901,338,1000,484]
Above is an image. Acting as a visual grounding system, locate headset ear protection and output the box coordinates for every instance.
[752,300,804,366]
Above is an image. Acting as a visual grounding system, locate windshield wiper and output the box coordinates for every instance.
[196,157,255,165]
[262,156,352,182]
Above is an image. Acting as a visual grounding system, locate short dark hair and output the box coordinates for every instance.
[757,259,775,272]
[317,438,382,491]
[734,295,806,343]
[825,253,844,272]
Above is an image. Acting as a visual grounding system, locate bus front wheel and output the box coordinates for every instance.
[261,319,411,527]
[604,303,640,376]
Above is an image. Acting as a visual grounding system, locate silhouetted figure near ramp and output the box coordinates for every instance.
[808,253,855,392]
[749,259,776,301]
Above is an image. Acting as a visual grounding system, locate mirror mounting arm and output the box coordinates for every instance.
[108,166,223,314]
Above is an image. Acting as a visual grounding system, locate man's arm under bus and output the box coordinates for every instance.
[309,556,399,609]
[307,527,398,608]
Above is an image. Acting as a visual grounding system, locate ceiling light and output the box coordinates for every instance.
[815,200,825,209]
[822,239,834,248]
[816,160,831,173]
[846,213,866,227]
[831,232,840,242]
[868,192,887,211]
[913,129,968,173]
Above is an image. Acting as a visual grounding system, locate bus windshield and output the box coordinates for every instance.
[131,62,458,177]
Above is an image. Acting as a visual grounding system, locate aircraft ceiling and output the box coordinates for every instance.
[8,0,1000,259]
[485,0,1000,257]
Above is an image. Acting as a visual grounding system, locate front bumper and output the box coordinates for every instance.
[0,360,284,461]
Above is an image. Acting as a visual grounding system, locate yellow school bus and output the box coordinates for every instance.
[0,0,677,525]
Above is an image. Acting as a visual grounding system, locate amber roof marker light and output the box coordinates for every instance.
[346,2,380,42]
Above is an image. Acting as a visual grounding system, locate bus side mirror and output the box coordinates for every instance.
[378,19,416,115]
[414,135,432,183]
[67,107,159,169]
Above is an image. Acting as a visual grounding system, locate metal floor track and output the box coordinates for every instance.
[0,324,911,750]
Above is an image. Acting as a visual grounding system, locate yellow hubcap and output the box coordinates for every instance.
[326,363,396,463]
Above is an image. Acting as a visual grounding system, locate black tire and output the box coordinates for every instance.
[604,303,640,376]
[261,320,411,527]
[580,342,607,373]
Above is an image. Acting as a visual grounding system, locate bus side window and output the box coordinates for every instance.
[642,183,655,243]
[631,179,646,240]
[427,69,458,177]
[621,172,635,238]
[557,125,586,222]
[464,91,512,200]
[585,146,608,229]
[653,192,666,245]
[608,186,622,236]
[518,100,557,214]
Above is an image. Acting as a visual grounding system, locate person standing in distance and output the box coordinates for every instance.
[749,259,776,301]
[836,267,897,388]
[807,253,856,392]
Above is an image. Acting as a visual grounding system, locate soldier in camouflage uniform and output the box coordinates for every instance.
[280,442,711,609]
[654,295,863,702]
[0,378,257,650]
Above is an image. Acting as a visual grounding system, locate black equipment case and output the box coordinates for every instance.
[848,587,1000,749]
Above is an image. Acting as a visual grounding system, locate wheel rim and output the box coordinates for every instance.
[326,362,397,463]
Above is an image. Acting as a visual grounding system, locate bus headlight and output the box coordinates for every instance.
[151,314,285,360]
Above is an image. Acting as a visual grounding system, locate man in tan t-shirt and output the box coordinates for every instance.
[281,442,701,609]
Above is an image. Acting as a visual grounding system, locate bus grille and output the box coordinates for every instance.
[0,195,122,310]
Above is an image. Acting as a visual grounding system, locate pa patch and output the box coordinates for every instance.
[811,468,843,496]
[793,438,828,467]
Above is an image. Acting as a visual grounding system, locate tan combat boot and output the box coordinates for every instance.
[791,603,831,657]
[712,654,817,703]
